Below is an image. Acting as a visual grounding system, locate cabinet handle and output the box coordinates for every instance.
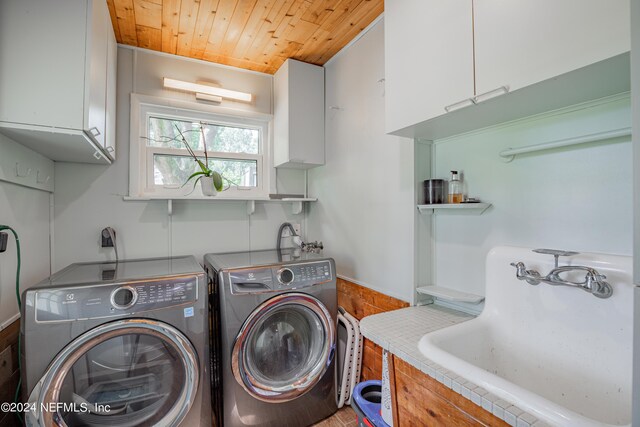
[473,85,510,104]
[106,146,115,153]
[93,151,103,160]
[444,98,475,113]
[89,127,101,137]
[15,163,32,178]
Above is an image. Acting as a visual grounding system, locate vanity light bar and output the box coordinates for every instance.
[163,78,253,103]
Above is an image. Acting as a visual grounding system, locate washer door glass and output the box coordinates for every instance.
[233,293,335,402]
[28,319,198,427]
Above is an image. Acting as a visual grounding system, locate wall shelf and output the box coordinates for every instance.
[416,285,485,304]
[417,203,491,215]
[122,196,317,216]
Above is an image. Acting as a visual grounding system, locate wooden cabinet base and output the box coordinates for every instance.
[392,356,509,427]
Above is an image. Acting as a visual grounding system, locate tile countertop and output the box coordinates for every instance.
[359,305,548,427]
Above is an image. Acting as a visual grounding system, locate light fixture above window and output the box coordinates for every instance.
[163,77,253,103]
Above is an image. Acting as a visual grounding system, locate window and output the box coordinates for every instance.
[130,95,272,198]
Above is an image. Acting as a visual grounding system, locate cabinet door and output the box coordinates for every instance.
[85,0,108,149]
[104,13,117,159]
[274,59,324,169]
[384,0,475,134]
[474,0,630,98]
[0,0,86,129]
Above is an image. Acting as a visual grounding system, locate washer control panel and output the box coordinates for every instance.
[229,260,333,294]
[34,276,198,322]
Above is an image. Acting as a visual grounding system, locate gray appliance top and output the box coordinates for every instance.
[205,249,328,270]
[31,256,203,289]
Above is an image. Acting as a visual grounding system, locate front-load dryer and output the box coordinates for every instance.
[21,256,211,427]
[204,249,338,427]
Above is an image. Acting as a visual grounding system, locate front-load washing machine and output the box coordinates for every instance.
[21,256,211,427]
[204,249,338,427]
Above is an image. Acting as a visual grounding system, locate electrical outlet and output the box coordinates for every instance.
[292,223,301,236]
[0,232,7,253]
[101,228,115,248]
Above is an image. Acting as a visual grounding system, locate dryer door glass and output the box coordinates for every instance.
[232,293,335,402]
[27,319,199,427]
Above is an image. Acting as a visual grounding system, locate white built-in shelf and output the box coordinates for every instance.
[416,286,485,304]
[122,196,317,216]
[417,203,491,215]
[123,196,317,202]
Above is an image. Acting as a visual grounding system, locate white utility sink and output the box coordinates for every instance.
[419,246,632,427]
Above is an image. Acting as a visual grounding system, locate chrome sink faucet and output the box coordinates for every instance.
[510,249,613,299]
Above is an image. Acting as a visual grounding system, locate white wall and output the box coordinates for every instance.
[630,0,639,425]
[307,20,415,302]
[432,94,633,296]
[53,47,306,271]
[0,134,51,328]
[632,0,640,285]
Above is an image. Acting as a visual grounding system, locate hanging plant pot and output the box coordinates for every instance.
[200,176,218,197]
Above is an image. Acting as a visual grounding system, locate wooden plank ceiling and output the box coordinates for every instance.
[106,0,384,74]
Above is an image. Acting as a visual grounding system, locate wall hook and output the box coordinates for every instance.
[36,170,51,184]
[15,163,32,178]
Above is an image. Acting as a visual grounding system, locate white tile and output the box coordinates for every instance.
[504,411,517,426]
[493,400,511,420]
[481,395,494,413]
[471,389,482,406]
[505,405,524,422]
[495,399,511,410]
[516,412,538,427]
[461,384,471,399]
[473,387,488,398]
[443,371,455,388]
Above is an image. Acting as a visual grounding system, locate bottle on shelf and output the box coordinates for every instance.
[448,170,463,204]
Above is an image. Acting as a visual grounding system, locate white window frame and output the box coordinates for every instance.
[129,94,274,199]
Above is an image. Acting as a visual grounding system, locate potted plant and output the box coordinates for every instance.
[175,124,225,196]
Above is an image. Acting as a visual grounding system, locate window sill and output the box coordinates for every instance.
[122,195,317,216]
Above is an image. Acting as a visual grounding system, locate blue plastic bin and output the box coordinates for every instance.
[351,380,390,427]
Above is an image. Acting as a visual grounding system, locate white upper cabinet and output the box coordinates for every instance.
[384,0,631,139]
[384,0,474,135]
[474,0,630,98]
[274,59,325,169]
[0,0,116,164]
[104,6,118,158]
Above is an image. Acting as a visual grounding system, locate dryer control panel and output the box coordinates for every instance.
[229,260,333,294]
[33,276,198,322]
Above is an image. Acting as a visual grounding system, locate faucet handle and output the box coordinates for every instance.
[532,248,579,268]
[510,262,526,276]
[510,262,541,285]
